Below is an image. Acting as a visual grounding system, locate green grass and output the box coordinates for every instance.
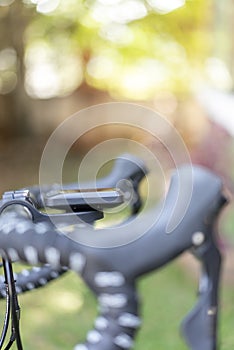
[220,203,234,246]
[220,285,234,350]
[1,257,233,350]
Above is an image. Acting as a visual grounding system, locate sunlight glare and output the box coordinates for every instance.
[29,0,60,13]
[147,0,185,14]
[205,57,233,90]
[26,65,60,99]
[25,43,83,99]
[121,59,169,99]
[87,55,116,79]
[97,0,122,4]
[91,0,147,24]
[99,23,134,45]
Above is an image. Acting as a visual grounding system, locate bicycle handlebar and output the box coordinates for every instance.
[0,153,147,299]
[0,164,227,350]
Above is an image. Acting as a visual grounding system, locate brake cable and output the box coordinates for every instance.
[0,260,10,349]
[1,258,23,350]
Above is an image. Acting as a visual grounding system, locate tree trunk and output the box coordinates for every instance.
[0,1,34,137]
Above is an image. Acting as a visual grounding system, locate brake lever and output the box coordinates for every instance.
[181,226,223,350]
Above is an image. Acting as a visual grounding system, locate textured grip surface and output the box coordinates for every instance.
[0,265,67,298]
[74,283,140,350]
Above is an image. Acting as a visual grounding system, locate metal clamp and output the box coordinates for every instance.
[2,190,35,205]
[0,190,103,225]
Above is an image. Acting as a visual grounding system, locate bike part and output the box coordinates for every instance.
[30,153,148,214]
[1,190,104,224]
[0,164,227,350]
[0,266,67,298]
[44,188,125,211]
[0,153,148,299]
[2,258,23,350]
[181,227,223,350]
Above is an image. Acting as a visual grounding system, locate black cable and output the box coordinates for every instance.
[2,259,23,350]
[0,261,11,349]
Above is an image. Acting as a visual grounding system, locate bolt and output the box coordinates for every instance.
[207,307,217,316]
[192,231,205,246]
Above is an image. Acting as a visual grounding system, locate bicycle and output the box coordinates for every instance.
[0,153,228,350]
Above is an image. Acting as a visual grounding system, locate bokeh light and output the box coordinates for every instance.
[147,0,186,14]
[25,42,83,98]
[0,48,18,94]
[90,0,148,24]
[204,57,233,90]
[29,0,60,14]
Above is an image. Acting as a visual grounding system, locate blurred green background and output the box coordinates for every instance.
[0,0,234,349]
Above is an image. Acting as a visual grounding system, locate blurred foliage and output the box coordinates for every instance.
[0,0,213,101]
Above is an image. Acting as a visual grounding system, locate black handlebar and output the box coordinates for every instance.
[0,153,147,301]
[0,163,227,350]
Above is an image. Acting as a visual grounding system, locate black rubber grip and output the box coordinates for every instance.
[0,265,67,298]
[0,165,226,350]
[74,283,140,350]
